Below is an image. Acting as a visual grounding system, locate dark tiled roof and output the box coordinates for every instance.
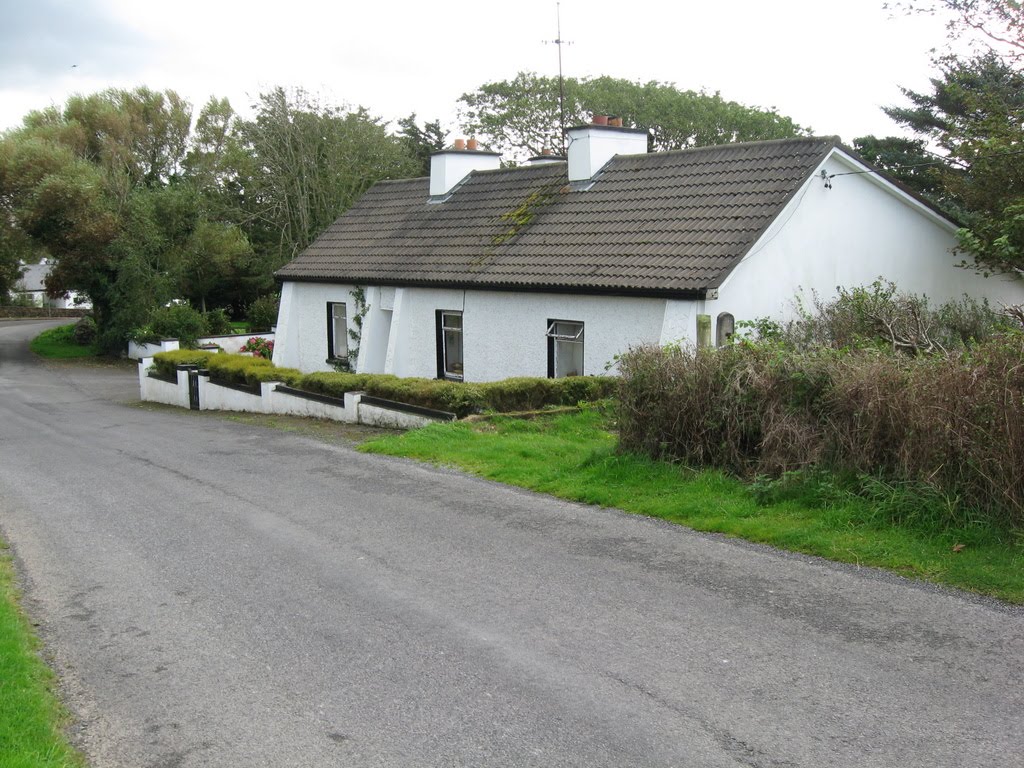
[276,137,841,295]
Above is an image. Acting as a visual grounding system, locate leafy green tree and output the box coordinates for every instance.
[0,88,244,349]
[457,72,804,159]
[397,113,448,176]
[885,53,1024,273]
[235,88,419,265]
[852,135,947,202]
[178,220,254,313]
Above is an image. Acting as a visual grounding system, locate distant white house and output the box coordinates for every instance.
[272,124,1024,382]
[11,259,91,309]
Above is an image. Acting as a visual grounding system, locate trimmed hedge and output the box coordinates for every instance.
[150,351,615,417]
[150,349,218,377]
[151,350,302,388]
[297,371,616,416]
[205,355,302,388]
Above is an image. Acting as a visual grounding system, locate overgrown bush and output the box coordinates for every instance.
[146,304,207,348]
[202,308,233,335]
[72,316,97,345]
[762,280,1010,353]
[617,333,1024,529]
[246,294,279,332]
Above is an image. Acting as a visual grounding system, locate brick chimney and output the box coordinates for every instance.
[429,138,501,198]
[565,115,649,182]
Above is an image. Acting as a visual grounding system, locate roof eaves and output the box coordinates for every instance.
[274,273,706,300]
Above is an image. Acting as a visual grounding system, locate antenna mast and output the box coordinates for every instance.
[543,2,572,154]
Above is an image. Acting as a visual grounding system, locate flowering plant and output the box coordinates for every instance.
[240,336,274,359]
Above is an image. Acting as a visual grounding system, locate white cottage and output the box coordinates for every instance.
[12,259,91,309]
[273,124,1023,381]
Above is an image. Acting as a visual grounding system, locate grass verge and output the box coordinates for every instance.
[29,325,97,360]
[0,540,83,767]
[360,408,1024,603]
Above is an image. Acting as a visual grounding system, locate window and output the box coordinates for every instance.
[546,319,584,378]
[716,312,735,348]
[436,310,464,380]
[327,302,348,363]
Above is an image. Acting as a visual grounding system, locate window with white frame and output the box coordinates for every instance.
[437,310,464,379]
[546,319,584,378]
[327,302,348,362]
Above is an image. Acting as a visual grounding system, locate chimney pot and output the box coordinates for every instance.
[466,137,479,151]
[591,114,608,126]
[542,147,552,156]
[454,138,466,150]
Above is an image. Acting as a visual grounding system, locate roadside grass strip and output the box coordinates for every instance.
[28,325,97,360]
[360,409,1024,603]
[0,543,83,768]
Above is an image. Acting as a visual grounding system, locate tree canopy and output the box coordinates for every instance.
[457,72,805,159]
[880,0,1024,275]
[0,86,419,349]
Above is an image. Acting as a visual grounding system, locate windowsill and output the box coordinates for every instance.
[442,374,464,382]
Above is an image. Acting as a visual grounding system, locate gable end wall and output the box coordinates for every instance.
[710,150,1023,325]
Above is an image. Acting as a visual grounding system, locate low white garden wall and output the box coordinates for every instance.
[137,358,450,430]
[139,364,190,409]
[128,333,274,360]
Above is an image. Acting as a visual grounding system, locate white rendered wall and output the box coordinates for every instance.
[461,290,664,381]
[198,378,266,413]
[565,126,649,182]
[384,287,465,378]
[273,282,358,372]
[357,286,393,374]
[279,282,668,380]
[429,152,501,196]
[137,360,191,409]
[712,149,1024,327]
[380,287,666,381]
[659,299,701,347]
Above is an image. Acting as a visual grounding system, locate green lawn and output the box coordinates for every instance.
[361,408,1024,603]
[0,541,83,768]
[28,325,97,359]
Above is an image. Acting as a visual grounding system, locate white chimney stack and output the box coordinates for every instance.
[565,115,649,182]
[429,139,501,198]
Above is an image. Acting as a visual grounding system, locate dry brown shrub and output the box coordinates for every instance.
[617,334,1024,528]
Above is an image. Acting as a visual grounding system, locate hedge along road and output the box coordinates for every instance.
[0,319,1022,768]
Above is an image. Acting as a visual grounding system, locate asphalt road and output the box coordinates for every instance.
[0,318,1021,768]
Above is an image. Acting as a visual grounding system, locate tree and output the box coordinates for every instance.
[889,1,1023,61]
[884,53,1024,273]
[457,72,804,159]
[852,135,947,203]
[0,88,252,348]
[397,113,448,176]
[0,224,31,300]
[235,87,419,265]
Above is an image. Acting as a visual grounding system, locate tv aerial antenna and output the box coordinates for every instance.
[542,2,573,154]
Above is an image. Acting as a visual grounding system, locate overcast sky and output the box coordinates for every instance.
[0,0,956,144]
